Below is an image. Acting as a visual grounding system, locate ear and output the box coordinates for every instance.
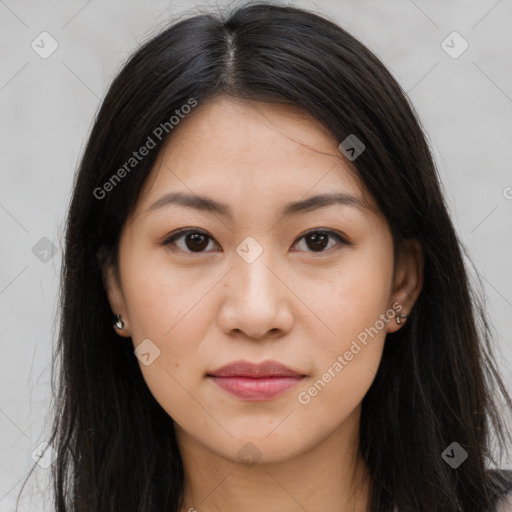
[386,238,424,334]
[97,246,131,337]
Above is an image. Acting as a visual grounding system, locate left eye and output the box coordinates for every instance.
[293,230,349,253]
[162,229,349,254]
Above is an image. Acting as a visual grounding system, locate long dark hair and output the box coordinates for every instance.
[18,2,512,511]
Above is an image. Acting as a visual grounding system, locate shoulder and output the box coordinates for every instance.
[487,468,512,512]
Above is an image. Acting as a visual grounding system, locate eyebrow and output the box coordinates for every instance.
[145,191,371,218]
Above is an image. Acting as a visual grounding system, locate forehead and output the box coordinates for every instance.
[135,96,375,217]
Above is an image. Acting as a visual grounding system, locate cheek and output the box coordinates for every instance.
[307,244,394,344]
[295,287,390,433]
[120,248,212,421]
[296,239,394,408]
[120,240,206,340]
[119,242,220,401]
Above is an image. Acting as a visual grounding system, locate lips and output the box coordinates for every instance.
[208,360,305,378]
[207,360,306,401]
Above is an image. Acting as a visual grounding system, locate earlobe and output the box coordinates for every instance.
[113,313,130,337]
[96,247,131,337]
[387,238,424,333]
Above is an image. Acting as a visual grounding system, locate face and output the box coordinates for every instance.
[103,96,423,465]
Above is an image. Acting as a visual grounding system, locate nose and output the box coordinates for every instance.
[216,250,294,339]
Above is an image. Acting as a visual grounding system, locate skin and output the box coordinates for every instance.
[102,96,424,512]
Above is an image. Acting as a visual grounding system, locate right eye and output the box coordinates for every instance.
[162,228,220,254]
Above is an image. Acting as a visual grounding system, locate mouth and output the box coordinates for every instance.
[206,360,306,402]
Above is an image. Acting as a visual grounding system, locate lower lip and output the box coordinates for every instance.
[208,376,304,401]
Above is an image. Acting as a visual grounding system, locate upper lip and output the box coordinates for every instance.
[207,360,305,378]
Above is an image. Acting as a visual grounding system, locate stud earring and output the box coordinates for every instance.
[113,314,125,330]
[396,313,408,325]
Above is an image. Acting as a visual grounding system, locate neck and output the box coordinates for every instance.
[176,406,371,512]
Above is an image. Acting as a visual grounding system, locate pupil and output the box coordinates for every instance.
[186,233,208,251]
[308,233,328,251]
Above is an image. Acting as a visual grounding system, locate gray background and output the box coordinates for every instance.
[0,0,511,509]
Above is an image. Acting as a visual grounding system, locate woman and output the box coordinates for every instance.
[23,2,512,511]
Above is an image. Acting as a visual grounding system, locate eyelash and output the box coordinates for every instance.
[162,228,351,256]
